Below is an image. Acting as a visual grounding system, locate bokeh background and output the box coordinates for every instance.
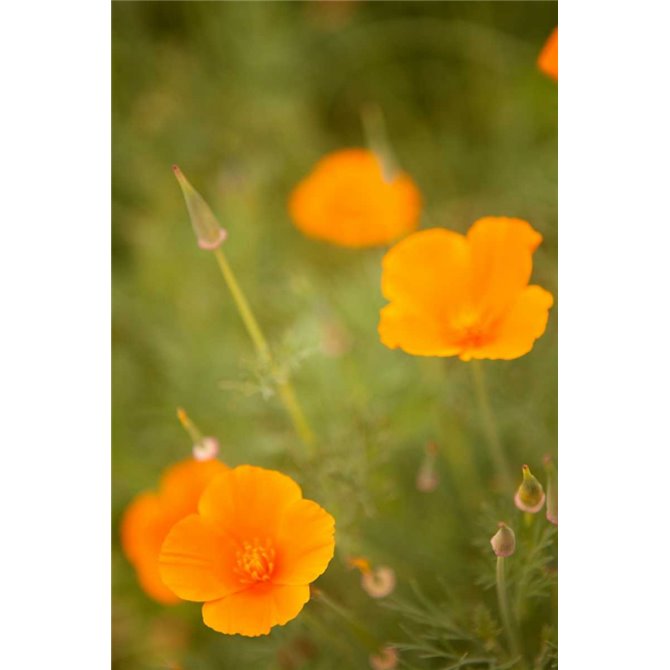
[112,2,557,668]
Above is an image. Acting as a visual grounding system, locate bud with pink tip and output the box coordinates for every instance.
[193,436,220,462]
[490,522,516,557]
[514,464,546,513]
[172,165,228,250]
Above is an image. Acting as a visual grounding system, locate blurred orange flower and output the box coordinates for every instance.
[120,458,229,604]
[538,27,558,81]
[159,465,335,636]
[378,217,553,361]
[288,149,421,247]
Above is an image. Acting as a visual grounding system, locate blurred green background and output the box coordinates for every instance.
[113,2,557,668]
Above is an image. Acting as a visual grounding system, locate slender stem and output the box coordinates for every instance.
[496,556,520,660]
[212,247,316,451]
[213,247,272,362]
[470,360,513,491]
[313,590,381,652]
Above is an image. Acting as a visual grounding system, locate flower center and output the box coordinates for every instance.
[235,538,276,584]
[452,309,487,348]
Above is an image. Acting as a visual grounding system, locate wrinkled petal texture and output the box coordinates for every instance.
[379,228,471,356]
[203,584,310,637]
[273,499,336,585]
[159,514,245,602]
[538,27,558,81]
[467,217,542,327]
[289,149,421,247]
[378,218,553,361]
[120,459,229,604]
[159,465,335,636]
[198,465,303,540]
[120,493,180,604]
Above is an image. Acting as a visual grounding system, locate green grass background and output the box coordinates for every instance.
[112,2,557,668]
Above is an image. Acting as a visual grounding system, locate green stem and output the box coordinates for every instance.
[496,556,520,661]
[314,590,381,652]
[470,360,513,491]
[212,247,316,451]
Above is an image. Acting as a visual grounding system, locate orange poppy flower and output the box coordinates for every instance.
[159,465,336,636]
[378,217,554,361]
[120,458,229,604]
[288,149,421,247]
[538,27,558,81]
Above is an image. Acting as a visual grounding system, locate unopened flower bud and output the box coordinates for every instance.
[416,441,439,492]
[348,556,396,598]
[490,522,516,557]
[369,646,398,670]
[362,566,396,598]
[544,455,558,525]
[514,464,546,513]
[172,165,228,250]
[193,436,220,462]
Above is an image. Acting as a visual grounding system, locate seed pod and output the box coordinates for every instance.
[514,464,546,513]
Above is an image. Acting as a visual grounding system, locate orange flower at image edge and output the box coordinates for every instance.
[378,217,554,361]
[538,27,558,81]
[289,148,421,247]
[159,465,336,637]
[121,459,229,604]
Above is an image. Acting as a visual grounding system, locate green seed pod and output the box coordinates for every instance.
[173,165,227,250]
[514,464,546,513]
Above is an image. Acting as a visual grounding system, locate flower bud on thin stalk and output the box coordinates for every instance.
[490,523,520,660]
[544,455,558,525]
[348,557,396,598]
[514,464,546,513]
[173,167,315,453]
[176,407,220,461]
[360,102,398,183]
[416,441,439,492]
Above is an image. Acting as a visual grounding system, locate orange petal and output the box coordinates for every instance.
[202,583,310,637]
[379,228,472,354]
[198,465,303,541]
[378,303,464,356]
[159,514,244,602]
[538,28,558,81]
[159,459,229,519]
[467,217,543,326]
[273,499,335,585]
[120,492,180,604]
[289,149,421,247]
[465,285,554,360]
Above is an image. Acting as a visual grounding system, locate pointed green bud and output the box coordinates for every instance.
[172,165,227,250]
[490,522,516,557]
[544,455,558,525]
[514,464,546,513]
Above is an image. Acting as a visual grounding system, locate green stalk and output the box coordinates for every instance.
[496,556,520,661]
[470,360,513,491]
[313,590,381,652]
[212,247,315,452]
